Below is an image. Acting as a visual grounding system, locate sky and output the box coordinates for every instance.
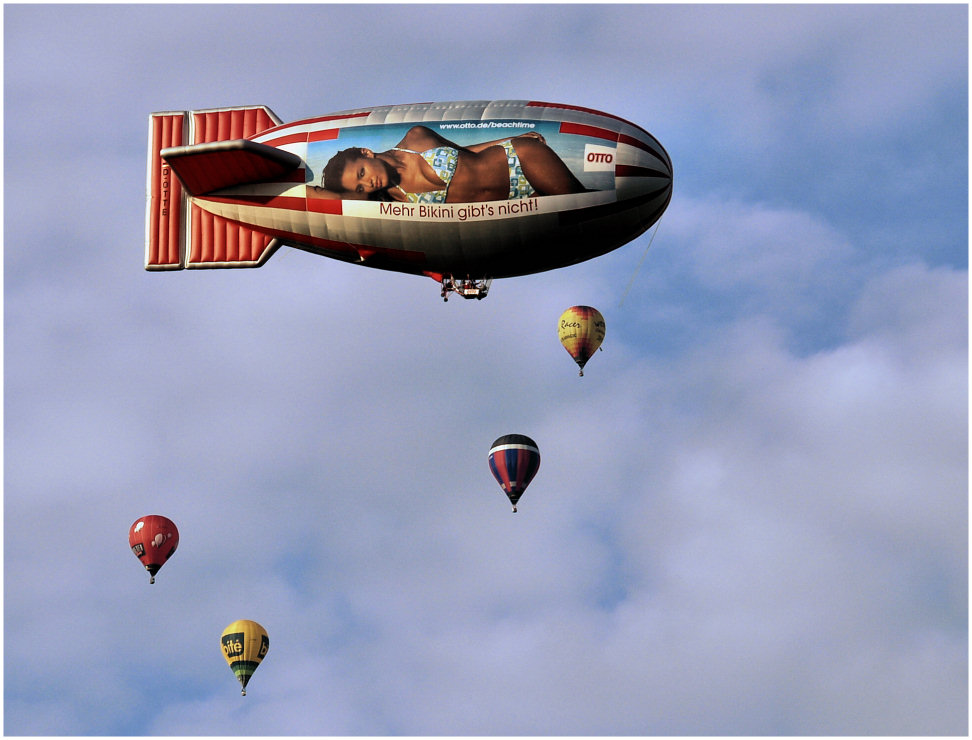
[3,2,968,736]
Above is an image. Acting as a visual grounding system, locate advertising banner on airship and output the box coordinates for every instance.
[304,118,617,216]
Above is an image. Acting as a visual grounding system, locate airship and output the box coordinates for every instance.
[146,100,672,300]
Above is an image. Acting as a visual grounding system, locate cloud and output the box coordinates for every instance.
[8,251,964,734]
[668,195,854,290]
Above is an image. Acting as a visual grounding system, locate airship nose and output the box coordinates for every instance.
[614,133,673,204]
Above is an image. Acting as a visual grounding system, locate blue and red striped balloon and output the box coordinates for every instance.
[488,434,541,512]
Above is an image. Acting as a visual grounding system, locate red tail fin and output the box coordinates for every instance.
[145,106,284,270]
[145,112,187,269]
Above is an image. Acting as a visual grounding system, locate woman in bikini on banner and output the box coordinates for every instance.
[309,125,589,204]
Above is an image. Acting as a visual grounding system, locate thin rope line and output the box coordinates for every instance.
[618,220,661,308]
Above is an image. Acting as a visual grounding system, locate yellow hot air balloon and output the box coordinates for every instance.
[220,620,269,696]
[558,306,605,376]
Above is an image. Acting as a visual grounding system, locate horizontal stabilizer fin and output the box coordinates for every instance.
[187,210,280,267]
[161,140,302,196]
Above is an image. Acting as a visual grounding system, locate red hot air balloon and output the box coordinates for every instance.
[488,434,541,512]
[129,515,179,584]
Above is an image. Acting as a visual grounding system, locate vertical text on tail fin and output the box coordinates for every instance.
[145,105,284,270]
[146,112,188,269]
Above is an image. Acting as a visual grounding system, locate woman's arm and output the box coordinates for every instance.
[307,185,341,199]
[465,131,546,153]
[400,125,459,151]
[307,185,368,201]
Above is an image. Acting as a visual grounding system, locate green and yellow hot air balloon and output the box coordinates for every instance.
[220,620,269,696]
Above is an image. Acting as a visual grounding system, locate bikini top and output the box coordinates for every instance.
[391,146,459,204]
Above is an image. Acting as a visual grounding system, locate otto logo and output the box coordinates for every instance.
[584,144,615,172]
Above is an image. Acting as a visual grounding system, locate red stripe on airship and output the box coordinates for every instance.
[307,197,343,215]
[256,111,371,138]
[259,127,338,149]
[204,194,307,210]
[528,100,640,129]
[201,193,343,215]
[308,129,340,142]
[617,133,665,158]
[558,121,619,143]
[260,132,308,147]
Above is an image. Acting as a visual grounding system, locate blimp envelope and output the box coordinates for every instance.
[146,100,672,297]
